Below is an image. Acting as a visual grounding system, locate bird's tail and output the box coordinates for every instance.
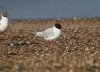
[32,31,43,37]
[32,32,36,35]
[36,32,43,37]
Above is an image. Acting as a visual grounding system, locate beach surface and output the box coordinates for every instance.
[0,18,100,72]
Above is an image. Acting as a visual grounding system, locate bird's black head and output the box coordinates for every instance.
[2,11,9,17]
[55,23,62,29]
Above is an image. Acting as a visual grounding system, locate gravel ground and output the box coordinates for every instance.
[0,18,100,72]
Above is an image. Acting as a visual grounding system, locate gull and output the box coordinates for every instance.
[33,23,62,40]
[0,11,9,39]
[0,11,9,32]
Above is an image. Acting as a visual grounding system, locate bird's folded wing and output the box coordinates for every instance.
[42,28,54,38]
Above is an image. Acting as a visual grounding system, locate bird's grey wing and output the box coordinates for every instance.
[42,28,54,38]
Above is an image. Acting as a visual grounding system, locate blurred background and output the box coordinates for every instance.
[0,0,100,19]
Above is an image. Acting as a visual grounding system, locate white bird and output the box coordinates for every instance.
[0,11,9,32]
[33,23,62,40]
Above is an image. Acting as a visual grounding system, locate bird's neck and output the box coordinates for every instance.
[1,15,8,21]
[2,15,7,19]
[0,15,8,25]
[53,26,60,32]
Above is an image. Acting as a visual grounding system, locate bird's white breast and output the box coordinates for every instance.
[0,17,8,32]
[44,26,61,40]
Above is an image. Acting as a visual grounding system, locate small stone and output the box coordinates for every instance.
[10,43,14,47]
